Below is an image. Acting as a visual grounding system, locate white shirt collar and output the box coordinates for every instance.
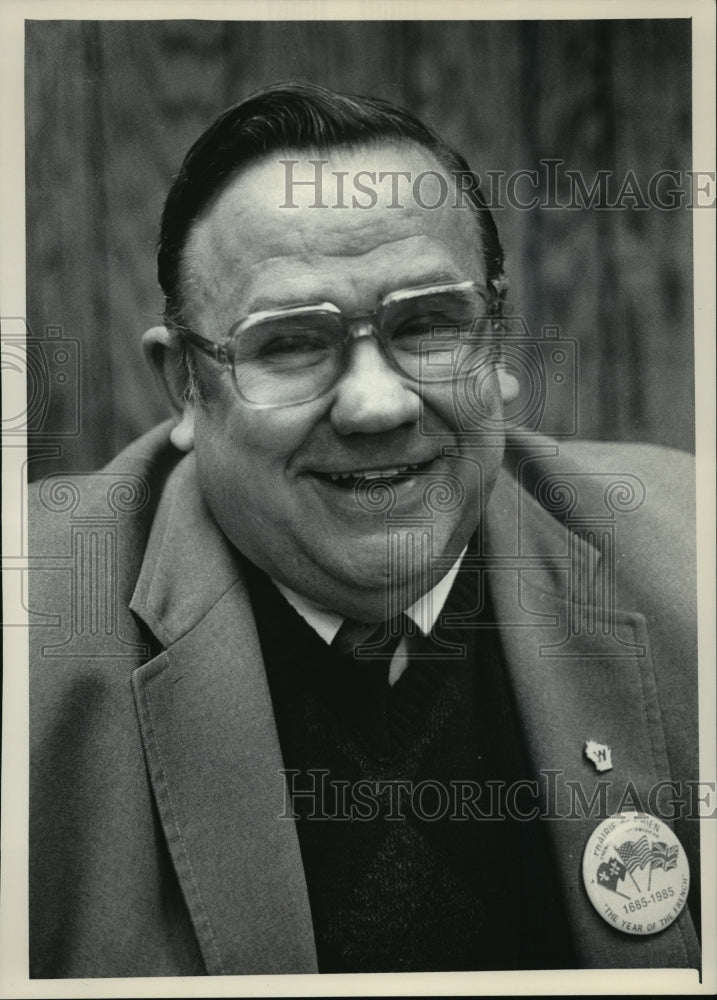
[273,546,467,646]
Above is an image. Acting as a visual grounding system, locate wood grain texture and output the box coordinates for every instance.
[24,19,694,479]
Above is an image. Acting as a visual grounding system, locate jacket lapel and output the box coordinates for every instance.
[129,455,317,975]
[486,467,700,968]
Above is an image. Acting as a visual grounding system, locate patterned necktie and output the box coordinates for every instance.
[329,615,417,752]
[330,614,409,664]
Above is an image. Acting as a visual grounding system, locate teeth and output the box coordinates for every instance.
[363,468,400,480]
[327,462,424,481]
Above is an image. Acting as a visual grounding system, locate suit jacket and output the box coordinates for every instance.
[28,421,701,977]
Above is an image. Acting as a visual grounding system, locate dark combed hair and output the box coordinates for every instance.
[158,81,507,330]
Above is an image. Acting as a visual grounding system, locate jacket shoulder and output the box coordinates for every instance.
[542,436,693,504]
[28,421,181,553]
[28,421,184,659]
[504,433,695,527]
[503,433,696,610]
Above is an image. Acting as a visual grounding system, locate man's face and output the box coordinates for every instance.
[181,142,506,620]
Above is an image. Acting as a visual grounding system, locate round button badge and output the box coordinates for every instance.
[582,812,689,935]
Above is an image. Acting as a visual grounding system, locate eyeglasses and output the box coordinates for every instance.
[175,280,498,408]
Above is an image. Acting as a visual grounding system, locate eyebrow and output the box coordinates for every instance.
[245,270,465,313]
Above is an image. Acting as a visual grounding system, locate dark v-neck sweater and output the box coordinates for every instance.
[244,556,576,973]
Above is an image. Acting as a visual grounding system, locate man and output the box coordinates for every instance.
[29,83,700,977]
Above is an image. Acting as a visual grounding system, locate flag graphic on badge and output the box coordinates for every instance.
[596,856,628,896]
[651,840,679,872]
[616,835,652,873]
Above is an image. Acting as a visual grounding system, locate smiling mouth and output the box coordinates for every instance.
[311,459,435,490]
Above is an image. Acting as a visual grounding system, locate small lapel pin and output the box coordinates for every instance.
[585,739,613,773]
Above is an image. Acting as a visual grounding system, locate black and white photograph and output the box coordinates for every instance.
[1,2,715,996]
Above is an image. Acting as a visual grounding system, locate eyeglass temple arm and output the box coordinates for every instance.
[176,327,230,364]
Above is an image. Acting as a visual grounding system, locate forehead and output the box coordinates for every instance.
[182,142,485,323]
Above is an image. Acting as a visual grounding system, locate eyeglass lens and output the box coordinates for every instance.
[232,287,493,405]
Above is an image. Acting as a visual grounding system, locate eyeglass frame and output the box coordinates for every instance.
[172,279,501,409]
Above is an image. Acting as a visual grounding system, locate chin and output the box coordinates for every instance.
[325,548,393,594]
[316,535,450,616]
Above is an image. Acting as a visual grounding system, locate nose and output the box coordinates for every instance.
[329,335,420,435]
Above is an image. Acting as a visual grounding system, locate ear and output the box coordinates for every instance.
[142,325,195,453]
[496,364,520,405]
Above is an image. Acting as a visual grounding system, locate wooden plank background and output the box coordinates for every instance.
[24,19,694,478]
